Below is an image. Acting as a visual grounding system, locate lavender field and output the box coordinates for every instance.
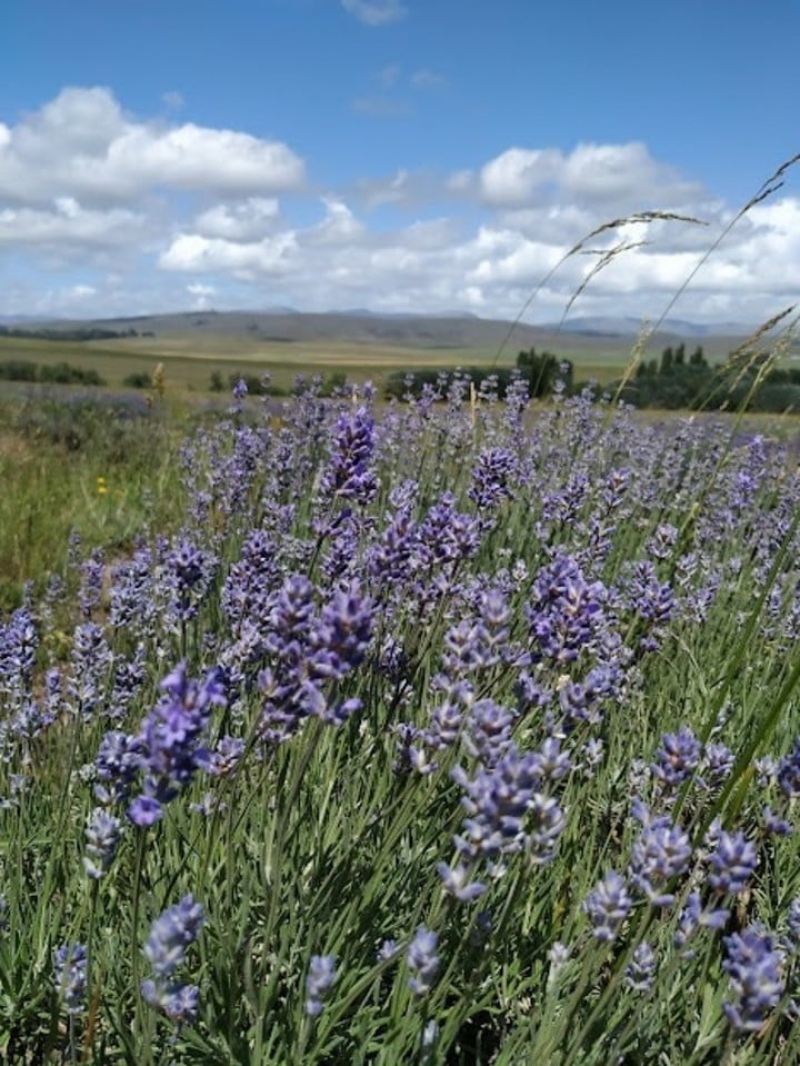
[2,373,800,1064]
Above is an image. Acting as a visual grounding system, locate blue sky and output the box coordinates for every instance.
[1,0,798,323]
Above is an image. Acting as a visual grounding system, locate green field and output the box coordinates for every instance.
[0,332,634,397]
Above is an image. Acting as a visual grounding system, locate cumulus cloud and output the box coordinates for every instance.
[194,199,281,241]
[479,143,701,209]
[1,87,799,325]
[0,87,305,205]
[0,199,145,249]
[341,0,407,26]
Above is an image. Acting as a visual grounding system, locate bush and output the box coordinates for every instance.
[38,362,105,386]
[0,359,39,382]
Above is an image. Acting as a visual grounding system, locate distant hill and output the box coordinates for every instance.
[546,316,756,338]
[10,309,755,354]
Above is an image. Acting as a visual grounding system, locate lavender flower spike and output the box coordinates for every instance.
[305,955,337,1016]
[407,927,440,995]
[584,870,633,942]
[54,943,88,1016]
[143,894,205,977]
[707,830,758,895]
[83,808,122,879]
[722,927,785,1032]
[141,894,205,1027]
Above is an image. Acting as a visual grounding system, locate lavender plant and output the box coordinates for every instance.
[1,374,799,1065]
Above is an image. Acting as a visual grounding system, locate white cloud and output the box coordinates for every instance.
[186,281,216,309]
[0,87,305,204]
[194,199,280,241]
[308,199,366,245]
[1,87,799,326]
[341,0,407,26]
[479,143,701,209]
[159,231,299,280]
[0,200,145,249]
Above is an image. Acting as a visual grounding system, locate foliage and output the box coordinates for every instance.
[618,344,800,412]
[0,325,139,342]
[0,359,106,386]
[0,381,799,1063]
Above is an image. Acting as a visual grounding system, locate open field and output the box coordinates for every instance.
[0,332,635,395]
[5,307,781,397]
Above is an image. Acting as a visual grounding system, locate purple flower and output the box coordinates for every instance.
[452,745,565,868]
[762,806,792,837]
[310,581,374,682]
[319,406,378,506]
[94,730,142,807]
[722,927,785,1032]
[707,831,758,894]
[651,726,701,790]
[674,892,729,954]
[142,981,200,1025]
[143,894,205,978]
[406,927,439,995]
[140,895,204,1026]
[702,742,735,789]
[54,943,88,1016]
[84,808,122,879]
[259,576,374,739]
[628,816,692,906]
[305,955,337,1016]
[468,447,516,511]
[79,549,105,619]
[778,739,800,798]
[786,898,800,950]
[526,555,607,664]
[625,941,656,992]
[167,538,216,623]
[67,622,113,719]
[377,939,400,962]
[436,862,486,902]
[584,870,633,942]
[127,663,225,826]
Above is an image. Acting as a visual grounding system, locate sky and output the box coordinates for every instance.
[1,0,798,325]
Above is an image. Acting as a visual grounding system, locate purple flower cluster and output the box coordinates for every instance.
[84,807,123,879]
[319,406,378,507]
[526,555,608,665]
[54,943,88,1016]
[722,927,785,1032]
[258,576,374,741]
[127,662,225,827]
[141,894,205,1025]
[628,803,692,906]
[440,740,567,900]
